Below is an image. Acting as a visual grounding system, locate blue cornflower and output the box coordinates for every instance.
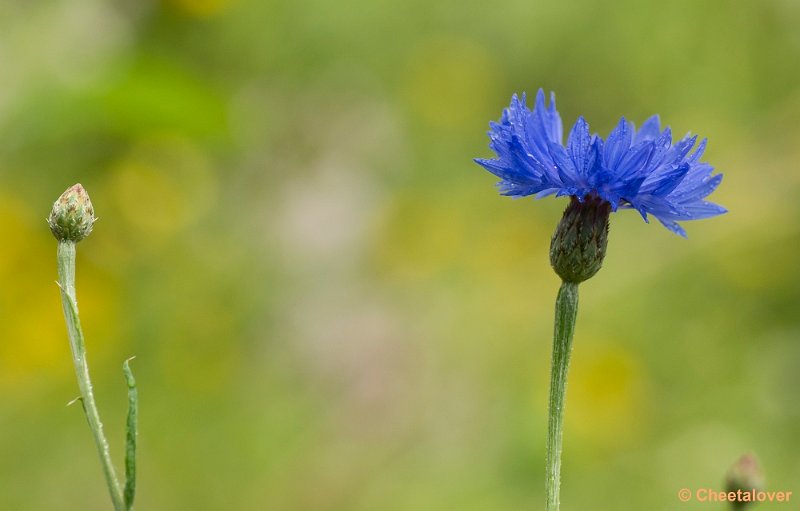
[475,89,726,237]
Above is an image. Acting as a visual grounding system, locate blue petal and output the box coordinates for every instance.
[474,157,538,184]
[670,134,698,163]
[603,117,632,170]
[650,163,690,197]
[535,188,559,199]
[648,127,673,167]
[548,142,580,185]
[634,115,661,143]
[670,173,723,201]
[657,218,688,238]
[687,138,707,164]
[567,116,594,181]
[534,89,564,147]
[620,175,647,199]
[498,181,542,197]
[677,201,728,219]
[616,140,654,180]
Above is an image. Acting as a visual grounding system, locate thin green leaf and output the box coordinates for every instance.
[123,357,138,511]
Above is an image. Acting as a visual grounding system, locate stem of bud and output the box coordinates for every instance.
[57,241,126,511]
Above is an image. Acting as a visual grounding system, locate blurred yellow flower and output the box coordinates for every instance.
[166,0,234,17]
[404,36,504,130]
[108,134,218,243]
[566,341,650,447]
[0,195,119,389]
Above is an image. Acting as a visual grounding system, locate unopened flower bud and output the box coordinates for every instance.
[48,184,96,242]
[550,195,610,283]
[725,453,764,509]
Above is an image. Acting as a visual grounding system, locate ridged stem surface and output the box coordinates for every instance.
[545,281,579,511]
[57,241,125,511]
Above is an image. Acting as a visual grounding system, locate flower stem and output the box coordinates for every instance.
[545,280,579,511]
[57,241,126,511]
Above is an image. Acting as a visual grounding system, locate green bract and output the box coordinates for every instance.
[549,196,610,283]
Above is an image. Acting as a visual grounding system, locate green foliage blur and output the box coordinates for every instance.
[1,0,799,509]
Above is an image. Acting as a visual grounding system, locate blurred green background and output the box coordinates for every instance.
[1,0,799,509]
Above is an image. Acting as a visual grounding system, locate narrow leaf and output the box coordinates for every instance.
[123,358,138,510]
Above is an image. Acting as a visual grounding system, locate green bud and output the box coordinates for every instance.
[549,196,610,283]
[48,184,96,242]
[725,453,764,510]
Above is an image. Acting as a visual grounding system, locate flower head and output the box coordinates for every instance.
[48,184,96,242]
[475,90,726,236]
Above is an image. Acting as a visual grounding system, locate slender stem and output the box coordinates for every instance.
[57,241,126,511]
[545,281,579,511]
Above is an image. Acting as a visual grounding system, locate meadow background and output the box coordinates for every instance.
[1,0,799,509]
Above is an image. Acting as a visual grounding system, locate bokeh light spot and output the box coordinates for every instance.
[108,135,217,241]
[567,341,649,447]
[404,36,503,130]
